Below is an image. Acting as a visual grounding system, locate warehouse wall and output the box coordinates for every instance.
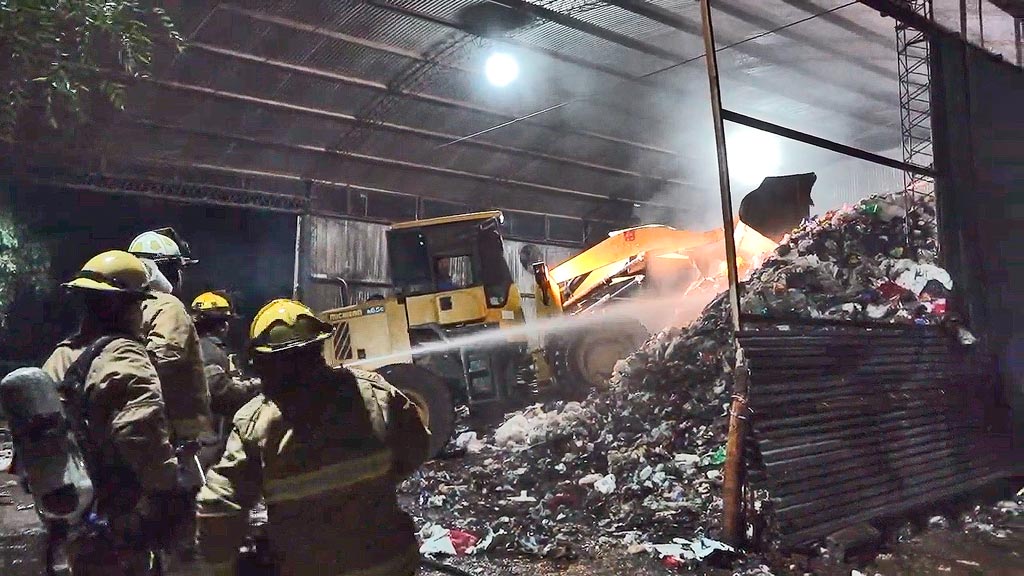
[303,215,577,319]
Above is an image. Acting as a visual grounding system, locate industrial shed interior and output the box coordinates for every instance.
[1,1,1023,575]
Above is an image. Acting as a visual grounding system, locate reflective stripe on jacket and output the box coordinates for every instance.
[141,291,213,441]
[197,367,430,576]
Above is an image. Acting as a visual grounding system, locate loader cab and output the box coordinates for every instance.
[387,211,527,413]
[386,211,519,323]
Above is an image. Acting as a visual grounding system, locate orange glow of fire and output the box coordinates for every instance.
[709,221,778,280]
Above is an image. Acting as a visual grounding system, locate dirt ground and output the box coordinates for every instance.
[2,469,1022,576]
[418,523,1024,576]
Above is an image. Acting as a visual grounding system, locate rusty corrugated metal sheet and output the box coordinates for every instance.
[305,215,578,312]
[740,327,1012,549]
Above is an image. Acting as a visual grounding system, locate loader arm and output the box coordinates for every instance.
[545,173,816,313]
[545,226,722,310]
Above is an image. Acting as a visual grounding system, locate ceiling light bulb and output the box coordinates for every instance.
[485,52,520,87]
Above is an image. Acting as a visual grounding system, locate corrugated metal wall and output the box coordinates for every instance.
[933,35,1024,462]
[741,326,1012,549]
[304,216,578,314]
[307,217,392,310]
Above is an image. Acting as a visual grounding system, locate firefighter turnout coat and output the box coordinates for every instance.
[42,335,180,533]
[199,335,259,421]
[141,291,214,442]
[197,368,430,576]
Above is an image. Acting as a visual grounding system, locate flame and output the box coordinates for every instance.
[705,221,778,282]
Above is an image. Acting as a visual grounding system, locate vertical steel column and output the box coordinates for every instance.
[697,0,740,333]
[698,0,745,548]
[1015,17,1023,67]
[292,214,305,301]
[960,0,967,37]
[978,0,985,48]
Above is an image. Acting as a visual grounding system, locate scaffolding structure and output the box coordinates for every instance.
[895,0,936,255]
[895,0,935,198]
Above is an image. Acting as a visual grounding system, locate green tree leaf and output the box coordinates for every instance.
[0,0,182,140]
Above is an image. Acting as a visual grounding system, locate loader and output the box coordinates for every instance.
[318,174,816,455]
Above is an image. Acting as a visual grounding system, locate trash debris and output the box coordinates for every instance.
[402,192,972,561]
[449,529,480,555]
[593,474,616,495]
[651,536,735,562]
[454,431,485,454]
[419,523,458,557]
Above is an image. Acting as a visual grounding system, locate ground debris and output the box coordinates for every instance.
[405,192,965,567]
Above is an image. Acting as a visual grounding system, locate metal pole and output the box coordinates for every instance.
[698,0,745,548]
[1015,18,1022,67]
[978,0,984,48]
[722,348,749,546]
[959,0,967,37]
[697,0,741,333]
[292,214,304,301]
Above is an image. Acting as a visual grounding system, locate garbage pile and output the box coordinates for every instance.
[406,192,958,565]
[739,192,949,323]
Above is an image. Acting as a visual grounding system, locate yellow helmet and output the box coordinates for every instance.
[249,299,333,354]
[63,251,152,298]
[128,228,198,266]
[191,291,233,318]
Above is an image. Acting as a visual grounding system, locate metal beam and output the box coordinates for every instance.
[217,3,668,140]
[707,1,893,78]
[603,0,893,106]
[857,0,956,37]
[366,0,678,94]
[149,79,687,182]
[484,0,684,62]
[187,41,677,156]
[722,109,936,177]
[126,118,683,206]
[373,0,896,132]
[130,158,639,225]
[778,0,890,43]
[29,173,308,213]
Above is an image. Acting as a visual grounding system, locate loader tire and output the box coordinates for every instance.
[554,318,649,397]
[376,363,455,458]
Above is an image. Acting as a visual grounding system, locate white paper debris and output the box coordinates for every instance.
[594,474,617,495]
[418,524,456,557]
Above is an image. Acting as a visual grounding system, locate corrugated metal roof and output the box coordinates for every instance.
[48,0,1018,226]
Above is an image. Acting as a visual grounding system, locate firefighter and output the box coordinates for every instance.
[190,291,260,466]
[197,298,430,576]
[41,251,189,575]
[128,228,213,445]
[128,228,212,568]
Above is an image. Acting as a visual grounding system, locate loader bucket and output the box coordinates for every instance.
[738,173,817,242]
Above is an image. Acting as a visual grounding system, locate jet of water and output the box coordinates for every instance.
[346,286,721,368]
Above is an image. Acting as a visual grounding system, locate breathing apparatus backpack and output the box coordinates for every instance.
[0,335,131,572]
